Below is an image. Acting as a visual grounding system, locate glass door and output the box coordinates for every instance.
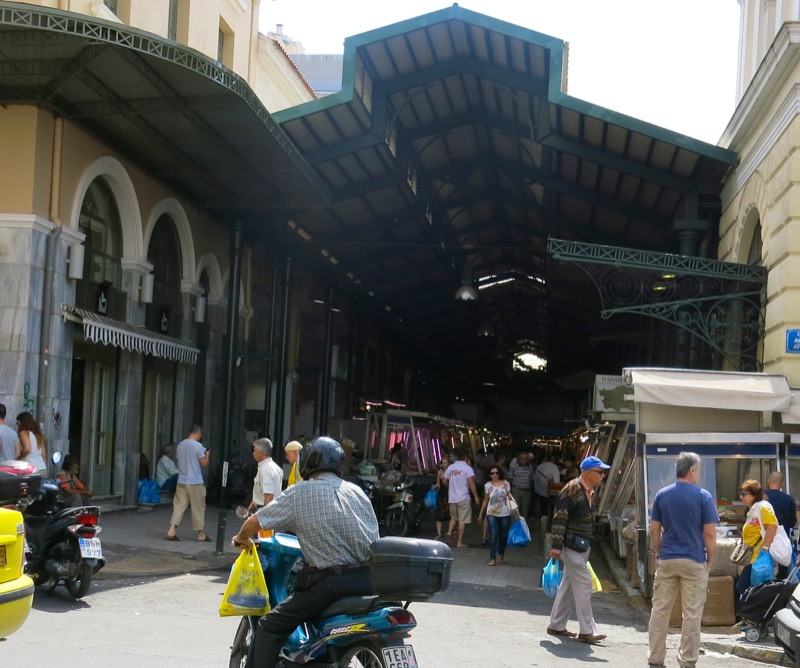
[141,371,174,473]
[87,361,116,495]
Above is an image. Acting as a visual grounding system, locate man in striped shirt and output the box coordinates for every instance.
[508,451,535,520]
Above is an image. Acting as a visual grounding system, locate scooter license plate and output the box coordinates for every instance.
[381,645,417,668]
[78,537,103,559]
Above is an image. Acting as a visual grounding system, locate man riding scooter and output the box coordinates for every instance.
[232,437,379,668]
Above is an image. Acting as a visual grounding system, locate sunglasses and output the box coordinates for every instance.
[739,491,752,497]
[591,469,606,475]
[489,471,500,475]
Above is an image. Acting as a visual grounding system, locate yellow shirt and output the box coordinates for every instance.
[288,461,303,486]
[742,501,778,563]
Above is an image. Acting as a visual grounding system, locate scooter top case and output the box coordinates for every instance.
[0,460,42,505]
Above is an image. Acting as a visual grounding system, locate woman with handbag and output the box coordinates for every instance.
[736,479,778,596]
[477,466,512,566]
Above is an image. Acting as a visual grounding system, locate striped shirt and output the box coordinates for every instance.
[255,472,379,569]
[508,462,535,491]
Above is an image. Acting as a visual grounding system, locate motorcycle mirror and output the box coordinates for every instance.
[51,451,63,466]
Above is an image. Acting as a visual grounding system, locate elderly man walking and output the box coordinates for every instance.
[647,452,718,668]
[547,456,610,644]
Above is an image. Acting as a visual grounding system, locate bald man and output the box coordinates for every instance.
[765,471,797,578]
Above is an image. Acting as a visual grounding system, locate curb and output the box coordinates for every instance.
[593,539,787,666]
[95,543,236,580]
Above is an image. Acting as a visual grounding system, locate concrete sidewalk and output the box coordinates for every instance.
[92,504,786,665]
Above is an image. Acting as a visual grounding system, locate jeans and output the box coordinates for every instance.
[487,515,511,559]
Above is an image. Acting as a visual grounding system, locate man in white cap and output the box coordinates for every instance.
[546,455,610,644]
[284,440,303,487]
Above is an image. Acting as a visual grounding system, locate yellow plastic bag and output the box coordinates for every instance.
[219,544,270,617]
[587,561,602,593]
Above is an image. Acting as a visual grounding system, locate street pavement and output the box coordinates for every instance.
[93,502,786,666]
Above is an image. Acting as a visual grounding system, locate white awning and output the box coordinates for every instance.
[780,391,800,424]
[622,367,792,412]
[62,304,199,365]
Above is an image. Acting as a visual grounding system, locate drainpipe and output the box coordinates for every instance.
[37,117,64,465]
[214,221,244,556]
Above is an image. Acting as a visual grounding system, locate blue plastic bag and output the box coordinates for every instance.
[751,549,774,587]
[508,518,531,547]
[424,486,437,509]
[137,478,161,504]
[542,558,563,597]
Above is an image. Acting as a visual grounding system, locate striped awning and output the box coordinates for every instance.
[61,304,199,365]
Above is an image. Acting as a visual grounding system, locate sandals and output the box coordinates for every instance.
[487,559,496,566]
[165,535,181,541]
[197,535,212,542]
[434,535,442,541]
[498,555,505,563]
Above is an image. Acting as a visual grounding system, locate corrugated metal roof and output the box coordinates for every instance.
[274,6,737,386]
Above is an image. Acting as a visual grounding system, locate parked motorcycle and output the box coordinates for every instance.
[358,475,428,538]
[229,533,452,667]
[1,457,105,599]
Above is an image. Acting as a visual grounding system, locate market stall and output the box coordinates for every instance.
[623,367,793,598]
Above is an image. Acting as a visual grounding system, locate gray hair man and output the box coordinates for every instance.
[249,437,284,511]
[647,452,718,668]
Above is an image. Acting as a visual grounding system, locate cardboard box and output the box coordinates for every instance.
[669,575,735,627]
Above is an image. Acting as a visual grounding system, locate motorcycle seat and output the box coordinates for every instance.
[316,595,401,618]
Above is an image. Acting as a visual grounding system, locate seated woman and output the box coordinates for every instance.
[55,454,94,508]
[156,444,180,490]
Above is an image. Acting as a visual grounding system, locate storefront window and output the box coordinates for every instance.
[646,456,776,513]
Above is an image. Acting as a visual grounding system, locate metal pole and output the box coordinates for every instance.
[320,287,334,435]
[274,257,292,461]
[263,263,278,439]
[214,221,244,556]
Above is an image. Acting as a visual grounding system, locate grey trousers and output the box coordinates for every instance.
[548,545,598,635]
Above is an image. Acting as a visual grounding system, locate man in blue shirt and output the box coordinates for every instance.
[647,452,718,668]
[765,471,797,579]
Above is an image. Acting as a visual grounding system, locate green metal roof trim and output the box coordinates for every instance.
[0,1,330,206]
[272,3,737,167]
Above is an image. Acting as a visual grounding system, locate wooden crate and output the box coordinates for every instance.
[668,575,735,627]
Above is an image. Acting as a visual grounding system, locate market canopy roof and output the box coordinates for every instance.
[623,368,792,412]
[274,5,739,391]
[0,2,329,212]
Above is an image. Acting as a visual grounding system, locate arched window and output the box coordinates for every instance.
[78,178,124,318]
[146,215,183,336]
[747,221,762,267]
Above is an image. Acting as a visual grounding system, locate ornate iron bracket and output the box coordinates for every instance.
[547,238,765,370]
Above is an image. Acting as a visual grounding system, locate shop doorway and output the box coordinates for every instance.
[141,365,175,474]
[69,357,116,496]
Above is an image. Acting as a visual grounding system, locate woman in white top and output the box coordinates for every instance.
[17,411,47,474]
[477,465,512,566]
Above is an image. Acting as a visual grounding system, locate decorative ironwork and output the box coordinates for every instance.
[547,238,765,371]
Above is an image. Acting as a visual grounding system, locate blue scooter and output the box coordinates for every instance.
[229,533,451,667]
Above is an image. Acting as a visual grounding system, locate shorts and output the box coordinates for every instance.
[449,499,472,523]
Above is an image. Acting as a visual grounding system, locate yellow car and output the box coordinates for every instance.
[0,507,34,639]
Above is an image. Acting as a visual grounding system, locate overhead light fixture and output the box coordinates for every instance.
[478,320,495,337]
[454,265,478,301]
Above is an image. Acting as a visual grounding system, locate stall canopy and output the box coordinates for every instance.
[780,391,800,424]
[623,368,792,412]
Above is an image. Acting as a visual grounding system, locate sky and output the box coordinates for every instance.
[258,0,741,145]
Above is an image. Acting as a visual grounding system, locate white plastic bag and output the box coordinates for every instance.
[769,526,793,567]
